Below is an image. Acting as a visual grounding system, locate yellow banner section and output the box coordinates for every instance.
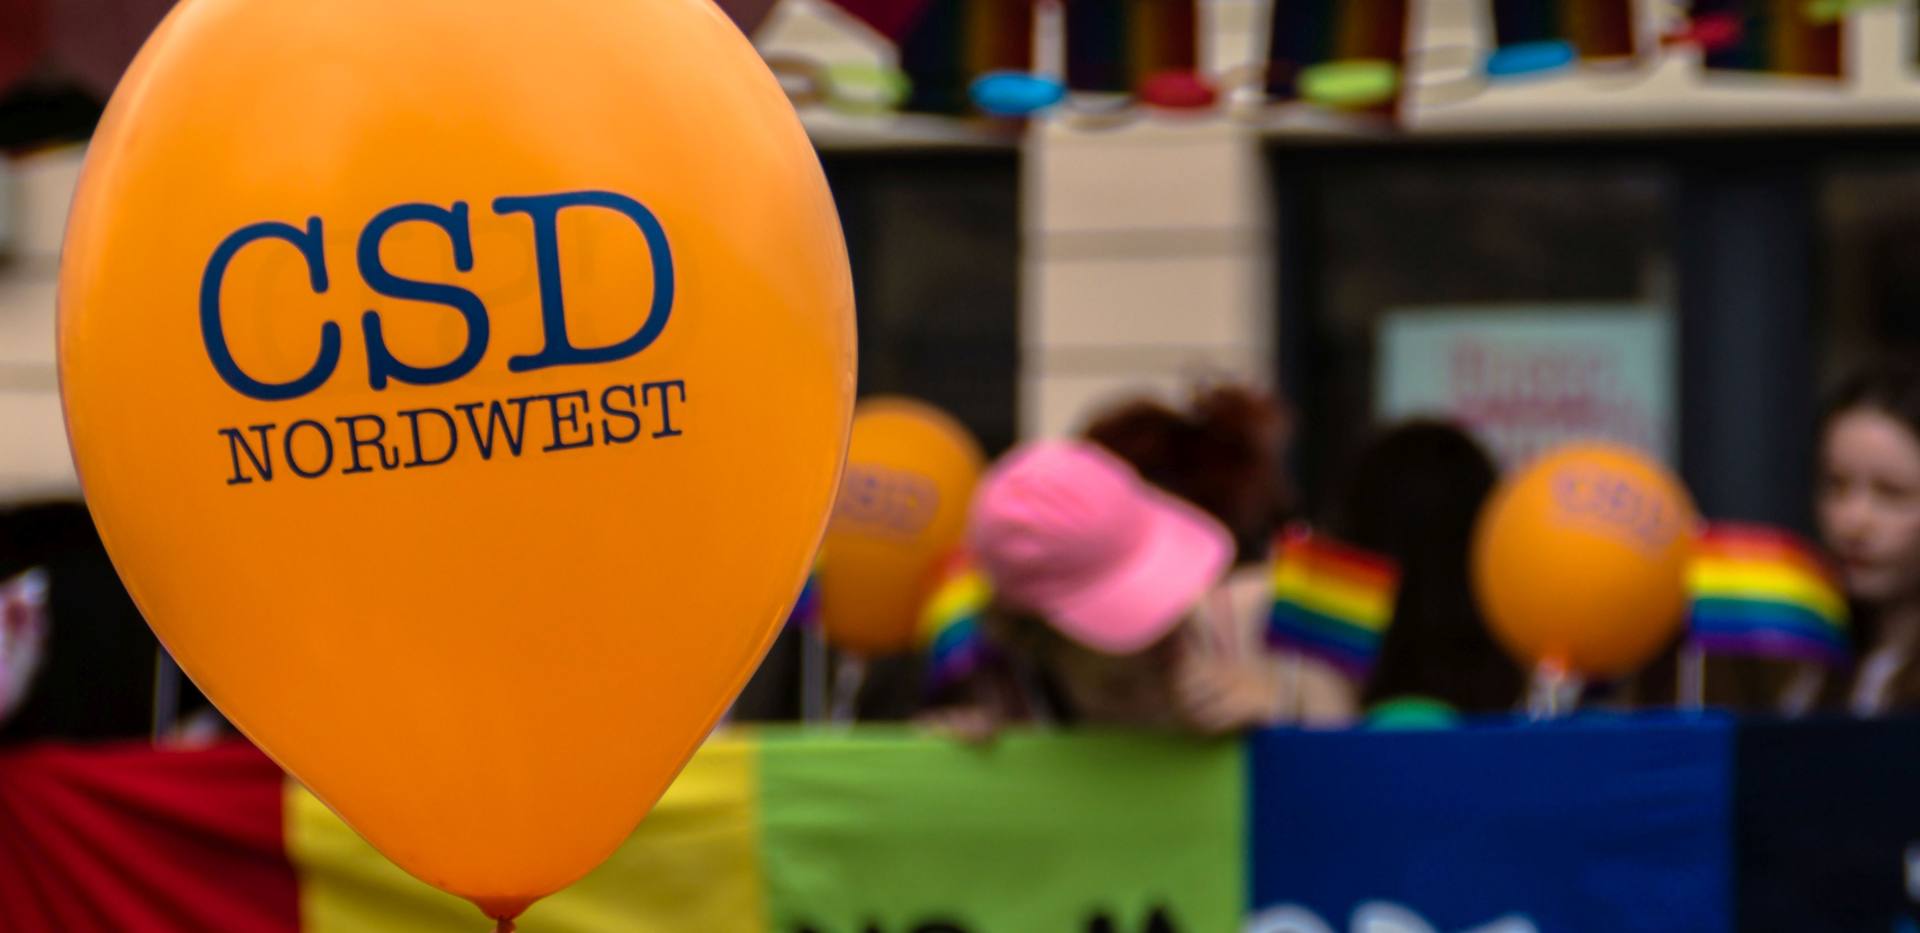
[288,737,764,932]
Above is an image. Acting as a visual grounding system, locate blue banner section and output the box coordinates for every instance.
[1248,714,1737,933]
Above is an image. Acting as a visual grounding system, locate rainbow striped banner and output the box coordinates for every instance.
[1491,0,1636,60]
[1063,0,1201,95]
[0,735,1245,932]
[916,551,993,692]
[1688,0,1843,78]
[896,0,1036,115]
[1688,524,1850,664]
[1264,0,1410,103]
[1267,528,1400,678]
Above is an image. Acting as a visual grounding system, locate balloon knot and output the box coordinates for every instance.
[472,897,530,930]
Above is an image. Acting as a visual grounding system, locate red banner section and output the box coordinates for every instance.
[0,741,297,932]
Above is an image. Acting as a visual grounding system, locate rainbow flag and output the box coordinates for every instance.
[1267,528,1400,678]
[1689,524,1850,664]
[1264,0,1410,102]
[916,551,994,692]
[1491,0,1636,60]
[1688,0,1843,78]
[1063,0,1200,95]
[896,0,1036,115]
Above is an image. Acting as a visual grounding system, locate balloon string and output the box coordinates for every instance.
[494,920,515,933]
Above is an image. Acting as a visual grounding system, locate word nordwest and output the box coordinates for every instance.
[219,379,685,485]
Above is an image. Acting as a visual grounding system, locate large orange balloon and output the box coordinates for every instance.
[819,398,984,655]
[1472,444,1698,679]
[58,0,853,922]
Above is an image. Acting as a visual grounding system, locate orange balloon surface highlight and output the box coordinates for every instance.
[819,398,985,655]
[1471,443,1698,679]
[58,0,854,921]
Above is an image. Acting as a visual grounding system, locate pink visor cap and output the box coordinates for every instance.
[967,440,1234,654]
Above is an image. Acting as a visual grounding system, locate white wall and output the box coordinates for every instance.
[0,147,83,502]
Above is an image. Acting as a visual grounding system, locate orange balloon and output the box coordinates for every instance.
[1471,443,1698,679]
[58,0,853,922]
[819,398,985,655]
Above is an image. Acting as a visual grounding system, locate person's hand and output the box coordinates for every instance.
[915,704,1004,745]
[1173,654,1284,735]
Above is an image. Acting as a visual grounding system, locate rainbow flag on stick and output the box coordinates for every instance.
[916,552,994,693]
[1267,528,1400,678]
[1688,524,1850,665]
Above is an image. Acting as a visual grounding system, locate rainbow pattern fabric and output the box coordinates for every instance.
[1063,0,1200,95]
[1688,0,1843,78]
[1688,524,1850,664]
[0,734,1247,933]
[1491,0,1635,60]
[1267,527,1400,678]
[1264,0,1410,101]
[916,551,993,692]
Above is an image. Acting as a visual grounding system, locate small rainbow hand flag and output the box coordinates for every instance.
[1688,524,1850,664]
[916,551,994,693]
[1267,527,1400,679]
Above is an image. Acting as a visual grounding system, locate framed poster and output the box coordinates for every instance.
[1376,306,1675,468]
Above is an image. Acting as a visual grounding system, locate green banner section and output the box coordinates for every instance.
[756,728,1246,933]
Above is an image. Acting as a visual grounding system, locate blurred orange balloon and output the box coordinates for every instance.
[819,398,985,655]
[1471,443,1698,679]
[58,0,853,922]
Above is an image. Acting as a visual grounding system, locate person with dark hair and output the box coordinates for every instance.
[940,440,1236,732]
[920,438,1353,738]
[1808,355,1920,715]
[1323,421,1524,714]
[1082,384,1293,566]
[1075,385,1354,727]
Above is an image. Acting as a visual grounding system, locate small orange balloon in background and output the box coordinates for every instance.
[819,398,985,655]
[1472,443,1699,680]
[59,0,853,925]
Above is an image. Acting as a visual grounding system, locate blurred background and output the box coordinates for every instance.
[8,0,1914,529]
[8,1,1920,930]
